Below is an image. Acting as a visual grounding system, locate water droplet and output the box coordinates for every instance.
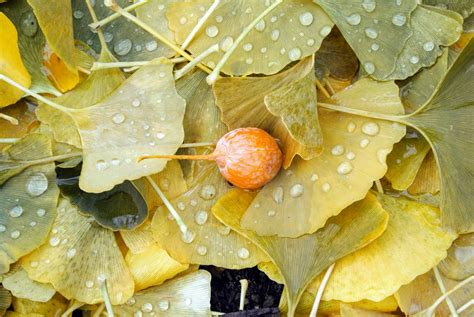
[365,28,378,39]
[179,16,187,25]
[423,41,435,52]
[346,152,356,160]
[219,36,234,52]
[311,174,319,181]
[215,16,223,23]
[26,172,49,197]
[145,40,158,52]
[290,184,304,198]
[177,202,186,211]
[30,261,38,267]
[196,245,208,255]
[114,39,132,56]
[97,273,106,283]
[96,160,109,171]
[85,280,94,288]
[346,13,361,25]
[158,299,169,311]
[371,43,380,51]
[360,138,370,148]
[322,183,331,193]
[319,25,332,36]
[337,162,353,175]
[132,99,141,107]
[112,113,125,124]
[361,0,376,12]
[141,303,153,313]
[362,122,380,136]
[410,55,420,64]
[267,210,276,217]
[271,29,280,41]
[199,185,216,200]
[299,12,314,26]
[155,132,165,140]
[238,247,250,259]
[273,186,284,204]
[288,47,302,61]
[0,225,5,232]
[104,32,113,43]
[246,58,254,65]
[30,221,37,227]
[126,297,136,305]
[218,226,231,236]
[73,10,84,19]
[195,210,208,225]
[67,248,76,258]
[37,208,46,217]
[347,122,357,132]
[243,43,253,52]
[364,62,375,74]
[307,38,315,46]
[10,230,20,239]
[392,13,406,26]
[255,19,266,31]
[111,158,121,166]
[9,206,24,218]
[20,11,38,37]
[206,25,219,37]
[184,298,192,306]
[331,145,345,156]
[49,236,60,247]
[181,230,195,244]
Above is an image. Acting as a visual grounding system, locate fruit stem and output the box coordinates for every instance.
[0,113,19,125]
[138,153,216,163]
[175,44,219,80]
[206,0,284,84]
[181,0,221,50]
[89,0,149,30]
[309,263,335,317]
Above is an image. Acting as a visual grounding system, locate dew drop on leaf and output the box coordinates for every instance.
[26,172,49,197]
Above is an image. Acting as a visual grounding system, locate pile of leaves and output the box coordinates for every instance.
[0,0,473,316]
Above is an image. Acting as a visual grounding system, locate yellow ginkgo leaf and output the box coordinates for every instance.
[307,193,456,302]
[0,101,37,151]
[407,151,440,195]
[0,285,12,316]
[125,243,189,291]
[42,48,79,93]
[438,233,474,281]
[340,304,399,317]
[167,0,333,76]
[240,78,405,237]
[21,198,134,305]
[3,266,55,303]
[11,294,67,316]
[0,12,31,108]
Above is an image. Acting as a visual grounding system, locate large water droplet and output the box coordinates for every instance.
[270,29,280,41]
[199,185,216,200]
[362,122,380,136]
[346,13,361,25]
[392,13,407,26]
[331,145,345,156]
[219,36,234,52]
[311,174,319,182]
[272,186,284,204]
[288,47,302,61]
[10,230,20,239]
[290,184,304,198]
[371,43,380,51]
[361,0,376,12]
[319,25,332,37]
[112,113,125,124]
[26,172,48,197]
[410,55,420,64]
[347,122,357,133]
[364,28,378,39]
[255,19,266,31]
[238,247,250,259]
[158,299,170,311]
[206,25,219,37]
[126,297,136,305]
[299,12,314,26]
[145,40,158,52]
[196,245,208,255]
[141,303,153,313]
[20,11,38,37]
[104,32,113,43]
[364,62,375,74]
[114,39,132,56]
[195,210,208,225]
[9,206,24,218]
[49,236,60,247]
[346,151,356,160]
[0,225,6,233]
[181,230,196,244]
[423,41,435,52]
[337,162,353,175]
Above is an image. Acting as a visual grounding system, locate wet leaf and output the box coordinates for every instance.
[0,285,12,316]
[0,12,31,108]
[438,233,474,280]
[398,38,474,233]
[21,198,134,305]
[72,58,186,193]
[213,57,322,168]
[3,266,55,302]
[424,0,473,26]
[340,304,399,317]
[385,130,431,191]
[167,0,333,75]
[113,270,211,316]
[213,190,388,316]
[11,293,67,316]
[0,134,59,274]
[407,151,440,195]
[240,78,405,237]
[307,193,456,302]
[125,243,189,291]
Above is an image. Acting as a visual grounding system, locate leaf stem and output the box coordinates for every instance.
[309,263,335,317]
[89,0,149,30]
[315,79,331,98]
[138,153,215,163]
[92,304,105,317]
[146,176,188,236]
[108,3,212,74]
[85,0,107,49]
[13,152,83,166]
[61,300,85,317]
[206,0,283,84]
[375,180,384,194]
[181,0,221,50]
[91,58,187,71]
[317,102,406,123]
[457,299,474,314]
[0,113,19,125]
[0,138,20,144]
[323,78,336,95]
[180,142,215,148]
[101,280,115,317]
[433,267,458,317]
[239,279,249,311]
[175,44,219,80]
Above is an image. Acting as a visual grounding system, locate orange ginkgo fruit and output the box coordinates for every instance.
[139,127,283,190]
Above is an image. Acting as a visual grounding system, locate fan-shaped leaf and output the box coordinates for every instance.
[213,190,388,316]
[3,266,55,302]
[438,233,474,280]
[0,286,12,316]
[340,304,399,317]
[0,101,37,151]
[241,78,405,237]
[167,0,333,75]
[407,151,440,194]
[10,293,68,316]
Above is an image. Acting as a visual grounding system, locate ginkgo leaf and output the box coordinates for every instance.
[0,12,31,108]
[167,0,334,75]
[383,5,462,80]
[36,49,125,149]
[240,78,405,237]
[11,293,68,316]
[152,165,268,269]
[307,193,456,302]
[438,233,474,280]
[72,58,186,193]
[3,266,55,302]
[397,38,474,233]
[0,101,38,151]
[0,286,12,316]
[213,190,388,316]
[0,134,59,274]
[21,198,135,305]
[213,56,322,168]
[424,0,473,25]
[407,151,440,195]
[125,243,189,291]
[120,220,156,255]
[113,270,211,316]
[385,130,431,191]
[340,304,399,317]
[314,0,418,79]
[42,49,80,93]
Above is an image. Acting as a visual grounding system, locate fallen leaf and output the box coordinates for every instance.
[340,304,399,317]
[11,293,67,316]
[3,266,55,303]
[407,151,440,195]
[438,233,474,280]
[0,286,12,316]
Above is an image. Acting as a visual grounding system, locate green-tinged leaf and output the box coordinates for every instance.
[241,78,405,237]
[307,193,456,302]
[314,0,417,79]
[438,233,474,280]
[72,58,186,193]
[0,285,12,316]
[408,151,440,194]
[3,266,55,302]
[213,56,322,168]
[21,198,134,305]
[36,49,125,149]
[213,190,388,316]
[0,134,59,274]
[167,0,333,75]
[113,270,211,316]
[385,130,431,191]
[398,39,474,233]
[384,5,462,80]
[57,166,148,231]
[423,0,473,22]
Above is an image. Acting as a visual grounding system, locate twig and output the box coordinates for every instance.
[309,263,335,317]
[181,0,221,50]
